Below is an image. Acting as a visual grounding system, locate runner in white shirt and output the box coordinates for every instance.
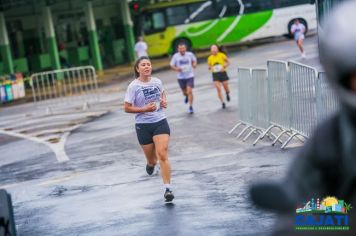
[170,43,197,114]
[134,36,148,58]
[291,19,306,58]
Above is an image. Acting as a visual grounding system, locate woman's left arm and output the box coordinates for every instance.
[160,90,168,108]
[224,56,230,69]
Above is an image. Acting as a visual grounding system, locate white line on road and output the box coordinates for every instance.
[0,126,81,163]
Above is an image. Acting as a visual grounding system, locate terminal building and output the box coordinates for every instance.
[0,0,143,76]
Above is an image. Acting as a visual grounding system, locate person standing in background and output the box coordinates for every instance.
[134,36,148,58]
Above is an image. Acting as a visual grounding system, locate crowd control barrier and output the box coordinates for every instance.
[230,60,339,149]
[30,66,99,112]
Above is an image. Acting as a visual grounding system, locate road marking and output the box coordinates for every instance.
[38,172,85,186]
[0,171,86,189]
[0,125,81,162]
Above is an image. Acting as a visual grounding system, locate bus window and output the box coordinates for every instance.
[143,11,166,34]
[166,6,189,26]
[244,0,274,13]
[276,0,312,8]
[216,0,241,17]
[187,1,217,23]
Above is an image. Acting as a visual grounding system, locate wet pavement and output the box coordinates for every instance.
[0,36,320,235]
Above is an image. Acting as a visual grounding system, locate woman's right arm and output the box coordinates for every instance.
[124,102,156,113]
[291,25,296,34]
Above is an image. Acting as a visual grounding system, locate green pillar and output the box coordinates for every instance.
[16,31,25,57]
[85,1,103,72]
[43,6,60,70]
[0,12,14,74]
[119,0,135,63]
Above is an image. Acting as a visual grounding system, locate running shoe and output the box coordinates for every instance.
[226,93,230,102]
[154,164,160,175]
[146,164,155,176]
[189,106,194,114]
[184,95,188,104]
[222,102,226,109]
[164,188,175,202]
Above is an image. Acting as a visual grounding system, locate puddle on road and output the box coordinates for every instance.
[36,131,63,138]
[49,185,93,197]
[258,164,280,168]
[47,137,60,143]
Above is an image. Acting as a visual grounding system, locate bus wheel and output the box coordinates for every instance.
[172,38,192,53]
[287,18,308,38]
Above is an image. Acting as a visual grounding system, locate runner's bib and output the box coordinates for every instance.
[181,64,192,73]
[213,64,223,73]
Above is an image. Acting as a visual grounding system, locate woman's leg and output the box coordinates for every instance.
[297,38,304,54]
[152,134,171,184]
[141,143,157,167]
[222,80,230,94]
[222,80,231,102]
[214,81,224,103]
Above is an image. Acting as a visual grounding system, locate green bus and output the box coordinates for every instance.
[139,0,317,56]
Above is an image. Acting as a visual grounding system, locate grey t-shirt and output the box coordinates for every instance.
[124,77,166,124]
[170,52,197,79]
[291,23,306,41]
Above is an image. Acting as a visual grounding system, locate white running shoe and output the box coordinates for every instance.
[301,52,306,59]
[154,163,160,175]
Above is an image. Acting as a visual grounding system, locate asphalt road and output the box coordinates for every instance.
[0,35,320,236]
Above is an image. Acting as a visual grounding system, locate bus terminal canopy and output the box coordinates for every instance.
[0,0,89,11]
[0,0,136,76]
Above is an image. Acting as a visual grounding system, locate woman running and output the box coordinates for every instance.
[124,56,174,202]
[207,44,231,109]
[291,19,306,58]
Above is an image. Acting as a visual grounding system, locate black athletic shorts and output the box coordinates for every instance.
[135,119,170,145]
[212,71,229,82]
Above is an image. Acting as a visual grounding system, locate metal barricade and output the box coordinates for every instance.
[267,60,291,129]
[251,69,269,129]
[31,66,99,112]
[287,61,318,141]
[316,72,339,123]
[230,68,271,142]
[231,61,340,149]
[240,69,268,141]
[254,60,290,146]
[229,68,254,138]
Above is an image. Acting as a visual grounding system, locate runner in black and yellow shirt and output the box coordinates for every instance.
[207,45,231,109]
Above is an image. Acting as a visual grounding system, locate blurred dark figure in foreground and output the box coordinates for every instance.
[250,1,356,235]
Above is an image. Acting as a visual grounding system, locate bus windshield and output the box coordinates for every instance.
[143,10,167,34]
